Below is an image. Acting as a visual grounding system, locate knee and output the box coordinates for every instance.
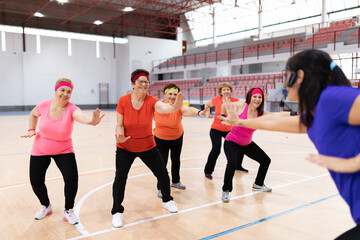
[264,157,271,166]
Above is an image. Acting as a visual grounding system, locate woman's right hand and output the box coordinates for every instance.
[21,130,37,138]
[115,133,131,143]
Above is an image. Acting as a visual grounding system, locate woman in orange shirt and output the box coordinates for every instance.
[199,82,247,180]
[154,83,202,197]
[112,69,184,228]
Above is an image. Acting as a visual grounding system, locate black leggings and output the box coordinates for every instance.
[29,153,78,210]
[155,134,183,189]
[222,140,271,192]
[204,128,244,174]
[335,224,360,240]
[112,147,173,214]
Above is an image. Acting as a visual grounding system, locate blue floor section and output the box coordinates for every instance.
[200,193,339,240]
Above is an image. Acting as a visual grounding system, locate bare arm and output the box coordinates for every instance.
[21,107,39,138]
[155,92,184,114]
[115,112,130,143]
[199,100,213,117]
[307,153,360,173]
[348,95,360,125]
[73,108,105,126]
[218,98,306,133]
[181,104,200,117]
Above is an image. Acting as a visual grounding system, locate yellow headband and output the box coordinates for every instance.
[164,87,179,94]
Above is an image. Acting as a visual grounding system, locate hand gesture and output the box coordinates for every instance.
[217,98,239,126]
[89,108,105,126]
[115,126,130,143]
[173,92,184,110]
[306,153,360,173]
[21,130,37,138]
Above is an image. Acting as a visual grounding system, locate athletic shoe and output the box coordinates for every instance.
[63,209,79,225]
[222,191,230,203]
[205,173,213,180]
[171,182,186,189]
[112,213,123,228]
[162,200,178,213]
[235,166,249,173]
[34,204,53,220]
[157,190,162,199]
[252,183,272,192]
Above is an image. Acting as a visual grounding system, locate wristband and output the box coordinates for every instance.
[28,129,35,132]
[198,110,201,116]
[221,114,226,117]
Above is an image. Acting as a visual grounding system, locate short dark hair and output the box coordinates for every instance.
[286,49,351,127]
[163,83,180,93]
[131,69,149,83]
[245,87,264,116]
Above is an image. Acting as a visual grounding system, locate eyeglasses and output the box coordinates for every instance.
[137,80,150,85]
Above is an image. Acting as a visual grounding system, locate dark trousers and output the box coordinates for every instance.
[204,128,244,174]
[112,147,173,214]
[155,134,183,189]
[29,153,78,210]
[335,224,360,240]
[222,140,271,192]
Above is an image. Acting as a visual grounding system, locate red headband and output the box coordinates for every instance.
[55,82,73,92]
[251,88,262,96]
[132,73,148,83]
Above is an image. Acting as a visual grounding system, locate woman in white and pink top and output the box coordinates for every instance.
[21,78,104,225]
[220,87,272,203]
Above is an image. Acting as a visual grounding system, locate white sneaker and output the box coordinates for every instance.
[34,204,53,220]
[222,191,230,203]
[162,200,178,213]
[252,183,272,192]
[63,209,79,225]
[112,213,123,228]
[171,182,186,189]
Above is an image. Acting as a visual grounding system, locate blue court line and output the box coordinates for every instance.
[200,193,340,240]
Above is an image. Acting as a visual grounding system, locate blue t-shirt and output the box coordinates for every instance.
[307,86,360,224]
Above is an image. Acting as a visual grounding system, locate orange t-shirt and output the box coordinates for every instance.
[210,96,238,132]
[153,100,183,140]
[116,93,159,152]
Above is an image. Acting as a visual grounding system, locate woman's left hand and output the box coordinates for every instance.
[306,153,360,173]
[89,108,105,126]
[217,98,239,126]
[173,92,184,110]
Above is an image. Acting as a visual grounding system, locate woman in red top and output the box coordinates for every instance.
[199,82,248,180]
[112,69,184,228]
[154,83,202,197]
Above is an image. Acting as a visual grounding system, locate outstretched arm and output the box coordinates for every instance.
[73,108,105,126]
[155,92,184,114]
[307,153,360,173]
[21,107,39,138]
[218,98,306,133]
[199,100,213,117]
[181,104,201,117]
[115,112,130,143]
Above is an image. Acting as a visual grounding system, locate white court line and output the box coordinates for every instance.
[68,167,329,239]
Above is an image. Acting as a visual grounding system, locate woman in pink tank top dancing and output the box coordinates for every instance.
[221,87,272,203]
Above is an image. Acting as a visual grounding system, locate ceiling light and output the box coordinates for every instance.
[123,7,134,12]
[34,12,44,17]
[94,20,103,25]
[57,0,69,3]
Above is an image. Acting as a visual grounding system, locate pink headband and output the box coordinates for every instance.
[55,82,73,92]
[251,88,263,96]
[132,73,148,83]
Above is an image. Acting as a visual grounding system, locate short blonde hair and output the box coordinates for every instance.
[217,82,233,96]
[55,78,73,88]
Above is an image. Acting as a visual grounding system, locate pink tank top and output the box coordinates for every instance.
[225,104,257,146]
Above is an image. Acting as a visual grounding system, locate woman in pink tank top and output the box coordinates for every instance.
[220,87,272,203]
[21,78,104,225]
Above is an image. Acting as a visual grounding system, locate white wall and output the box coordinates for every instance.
[0,31,182,108]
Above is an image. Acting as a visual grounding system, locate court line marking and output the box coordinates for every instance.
[67,172,330,239]
[199,193,339,240]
